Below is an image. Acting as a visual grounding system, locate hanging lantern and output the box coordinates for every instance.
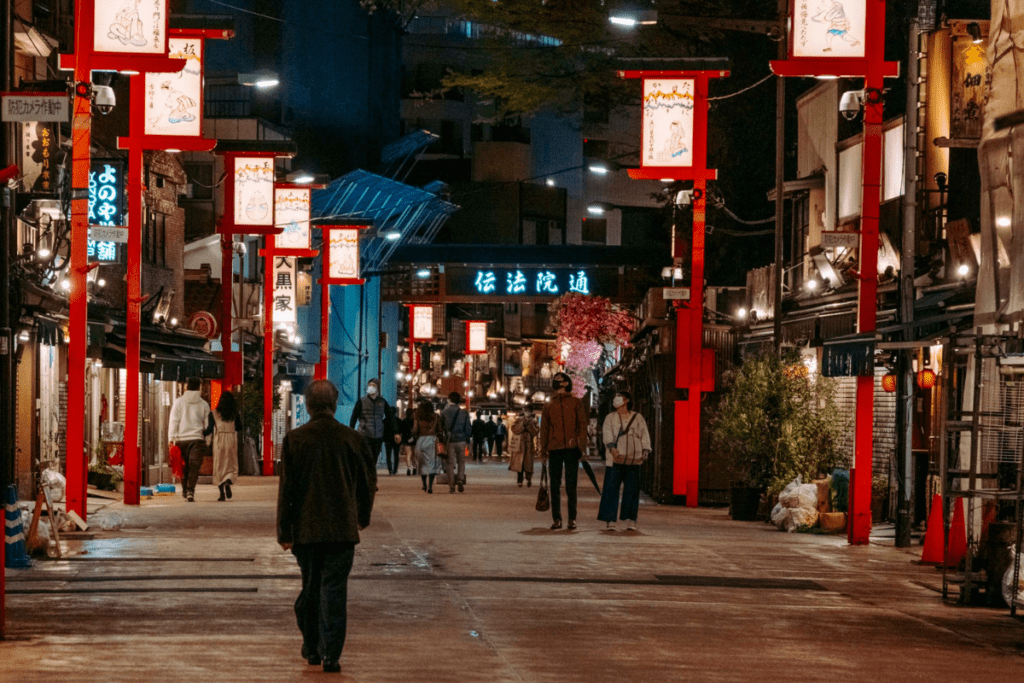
[917,369,937,390]
[881,373,897,393]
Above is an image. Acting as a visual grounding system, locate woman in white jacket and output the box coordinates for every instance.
[598,390,650,531]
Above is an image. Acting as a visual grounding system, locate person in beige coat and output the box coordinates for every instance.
[508,409,540,487]
[206,391,241,501]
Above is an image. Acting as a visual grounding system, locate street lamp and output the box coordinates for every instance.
[608,5,658,27]
[238,69,279,88]
[587,202,617,215]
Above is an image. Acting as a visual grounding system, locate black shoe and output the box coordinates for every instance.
[186,492,194,502]
[301,645,321,666]
[225,482,232,500]
[217,492,226,502]
[550,520,562,530]
[458,484,464,492]
[322,659,340,673]
[568,520,577,530]
[428,488,433,494]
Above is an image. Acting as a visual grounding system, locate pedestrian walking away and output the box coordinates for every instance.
[399,409,416,475]
[383,405,401,475]
[471,414,487,461]
[168,376,211,503]
[508,408,539,487]
[440,392,472,493]
[349,378,399,470]
[495,417,508,458]
[207,390,242,502]
[412,400,441,493]
[539,372,590,530]
[277,380,377,674]
[598,391,650,531]
[485,415,498,457]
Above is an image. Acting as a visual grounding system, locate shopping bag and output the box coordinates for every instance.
[535,463,550,512]
[168,444,183,479]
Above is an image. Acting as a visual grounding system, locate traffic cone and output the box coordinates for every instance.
[920,494,945,565]
[4,484,32,569]
[946,497,967,568]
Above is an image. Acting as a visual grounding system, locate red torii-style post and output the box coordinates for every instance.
[58,0,184,522]
[464,320,489,413]
[619,68,727,506]
[116,25,232,506]
[259,183,321,476]
[314,222,367,382]
[770,0,898,545]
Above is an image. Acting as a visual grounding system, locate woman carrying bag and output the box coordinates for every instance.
[598,391,650,531]
[412,400,441,494]
[508,409,540,487]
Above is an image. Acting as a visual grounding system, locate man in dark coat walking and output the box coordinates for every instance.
[278,380,377,674]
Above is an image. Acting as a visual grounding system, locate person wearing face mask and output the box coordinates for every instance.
[598,391,651,531]
[539,372,590,530]
[349,378,400,470]
[508,408,539,487]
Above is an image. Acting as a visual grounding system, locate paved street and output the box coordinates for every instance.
[3,462,1024,682]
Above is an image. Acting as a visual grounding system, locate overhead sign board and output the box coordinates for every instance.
[144,37,203,137]
[327,229,360,280]
[272,256,296,324]
[89,226,128,244]
[275,187,311,250]
[410,305,434,341]
[820,231,860,250]
[466,321,488,354]
[791,0,867,59]
[94,0,168,55]
[445,267,615,298]
[2,93,69,122]
[233,156,274,227]
[662,287,692,301]
[642,79,695,169]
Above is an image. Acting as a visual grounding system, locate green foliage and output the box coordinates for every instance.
[708,351,851,495]
[872,474,889,497]
[237,381,279,443]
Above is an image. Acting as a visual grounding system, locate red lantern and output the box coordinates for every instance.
[917,369,937,390]
[881,373,897,393]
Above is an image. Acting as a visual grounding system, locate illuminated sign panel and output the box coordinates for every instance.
[272,256,296,324]
[88,159,124,261]
[791,0,866,59]
[410,305,434,340]
[94,0,168,55]
[328,229,360,280]
[144,37,203,137]
[466,321,488,354]
[642,79,695,169]
[234,156,274,226]
[446,268,614,297]
[274,188,312,250]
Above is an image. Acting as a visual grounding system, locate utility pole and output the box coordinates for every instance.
[772,0,785,353]
[895,12,922,549]
[1,0,15,642]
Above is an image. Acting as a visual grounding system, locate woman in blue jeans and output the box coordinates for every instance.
[598,391,651,531]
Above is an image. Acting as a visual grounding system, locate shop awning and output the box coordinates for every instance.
[100,324,223,380]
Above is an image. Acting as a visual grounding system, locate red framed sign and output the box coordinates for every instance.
[318,223,367,285]
[274,185,314,251]
[466,320,488,354]
[410,305,434,341]
[59,0,184,74]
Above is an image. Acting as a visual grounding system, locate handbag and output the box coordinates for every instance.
[535,462,550,512]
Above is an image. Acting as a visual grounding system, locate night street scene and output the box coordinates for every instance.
[2,0,1024,680]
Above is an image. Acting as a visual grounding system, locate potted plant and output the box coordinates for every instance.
[871,475,889,523]
[709,351,850,521]
[87,462,113,490]
[820,469,849,533]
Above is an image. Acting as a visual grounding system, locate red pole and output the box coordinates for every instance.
[316,249,330,380]
[263,243,275,476]
[683,177,707,507]
[220,234,234,382]
[66,5,95,522]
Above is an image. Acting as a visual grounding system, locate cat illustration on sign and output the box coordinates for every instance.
[108,0,148,47]
[149,81,197,128]
[812,0,860,51]
[246,191,269,222]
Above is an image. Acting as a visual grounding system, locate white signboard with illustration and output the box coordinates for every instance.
[412,306,433,341]
[792,0,866,59]
[328,229,360,279]
[272,256,296,324]
[234,157,274,226]
[94,0,167,54]
[274,188,312,250]
[144,38,202,137]
[642,79,695,168]
[467,321,487,354]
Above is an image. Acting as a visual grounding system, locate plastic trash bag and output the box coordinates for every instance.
[95,513,125,531]
[779,476,818,510]
[1003,558,1024,607]
[772,476,820,532]
[41,468,65,503]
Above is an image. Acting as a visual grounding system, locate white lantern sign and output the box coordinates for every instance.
[467,321,488,354]
[328,229,360,280]
[234,157,274,226]
[411,305,434,341]
[791,0,866,59]
[144,38,203,137]
[642,79,695,168]
[272,256,296,324]
[94,0,168,55]
[274,188,312,250]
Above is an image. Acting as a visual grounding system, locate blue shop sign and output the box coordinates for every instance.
[88,159,124,262]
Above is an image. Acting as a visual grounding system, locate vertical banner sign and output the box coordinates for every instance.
[21,122,57,192]
[272,256,297,324]
[328,229,360,279]
[791,0,866,59]
[950,22,988,141]
[144,37,203,137]
[643,79,695,169]
[274,187,312,249]
[89,159,124,261]
[411,305,434,341]
[466,321,488,354]
[94,0,168,54]
[234,156,274,226]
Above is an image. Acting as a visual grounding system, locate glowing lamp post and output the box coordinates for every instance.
[314,223,367,381]
[771,0,898,546]
[619,66,727,507]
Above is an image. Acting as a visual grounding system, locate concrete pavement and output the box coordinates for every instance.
[2,460,1024,682]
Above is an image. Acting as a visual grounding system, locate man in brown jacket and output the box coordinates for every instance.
[539,371,590,529]
[277,380,377,673]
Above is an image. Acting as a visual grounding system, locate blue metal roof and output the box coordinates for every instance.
[311,169,459,274]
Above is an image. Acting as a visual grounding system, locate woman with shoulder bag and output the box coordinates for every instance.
[598,391,651,531]
[412,400,440,494]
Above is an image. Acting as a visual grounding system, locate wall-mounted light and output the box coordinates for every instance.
[881,373,897,393]
[737,308,747,320]
[957,264,970,277]
[996,216,1011,228]
[967,22,983,44]
[416,269,431,279]
[917,369,937,390]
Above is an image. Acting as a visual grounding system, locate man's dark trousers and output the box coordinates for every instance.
[384,439,400,474]
[177,439,207,495]
[366,437,384,468]
[472,438,485,461]
[293,543,356,661]
[548,448,580,522]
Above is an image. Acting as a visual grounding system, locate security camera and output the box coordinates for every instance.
[232,240,248,256]
[93,85,116,115]
[839,89,865,121]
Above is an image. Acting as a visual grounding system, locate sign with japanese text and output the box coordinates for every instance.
[327,229,360,280]
[144,37,203,137]
[791,0,866,59]
[466,321,488,354]
[274,187,311,250]
[410,305,434,341]
[2,93,68,122]
[89,159,125,261]
[94,0,168,55]
[21,122,57,192]
[272,256,296,324]
[234,156,274,226]
[820,231,860,250]
[445,267,616,298]
[89,226,128,244]
[642,79,695,169]
[951,22,988,141]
